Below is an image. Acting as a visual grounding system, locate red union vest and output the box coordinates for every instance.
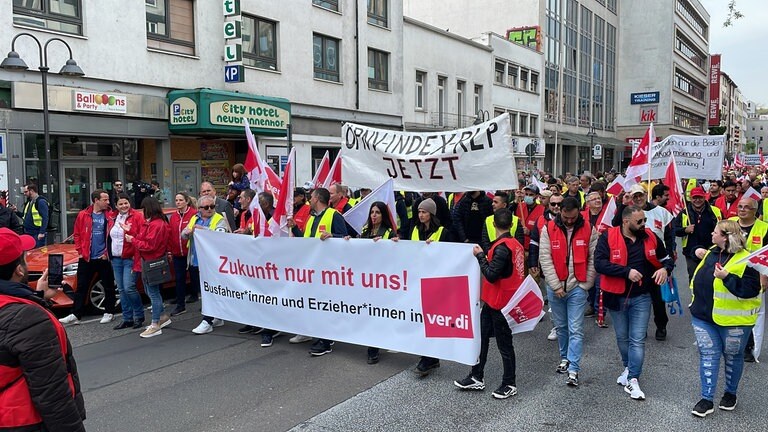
[0,295,76,428]
[600,227,663,294]
[516,203,544,248]
[547,219,592,283]
[334,197,349,213]
[481,237,526,310]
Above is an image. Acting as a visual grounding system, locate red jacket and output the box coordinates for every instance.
[168,207,196,257]
[714,195,739,219]
[73,205,112,262]
[547,219,592,283]
[516,203,544,248]
[131,217,170,272]
[106,208,143,259]
[481,237,526,309]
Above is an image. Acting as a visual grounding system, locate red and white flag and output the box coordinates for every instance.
[321,155,342,189]
[268,148,296,237]
[265,164,282,200]
[310,150,330,189]
[598,196,617,230]
[530,175,547,194]
[500,275,546,334]
[737,243,768,276]
[743,186,761,201]
[734,153,745,169]
[244,122,268,193]
[626,123,654,181]
[664,154,685,217]
[606,174,627,195]
[342,178,397,236]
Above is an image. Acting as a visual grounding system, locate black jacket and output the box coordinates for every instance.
[475,232,514,282]
[451,193,493,243]
[0,280,86,432]
[674,202,719,259]
[0,206,23,234]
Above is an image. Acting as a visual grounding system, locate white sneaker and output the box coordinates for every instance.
[59,314,80,325]
[547,327,558,341]
[617,367,629,386]
[192,320,213,334]
[212,318,224,327]
[99,313,114,324]
[624,378,646,400]
[139,324,162,338]
[289,334,313,344]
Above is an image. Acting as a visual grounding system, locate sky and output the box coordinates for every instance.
[700,0,768,106]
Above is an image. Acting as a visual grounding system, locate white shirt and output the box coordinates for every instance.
[110,212,129,257]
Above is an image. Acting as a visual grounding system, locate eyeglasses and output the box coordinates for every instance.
[737,205,756,210]
[550,202,562,207]
[200,205,215,210]
[635,218,647,224]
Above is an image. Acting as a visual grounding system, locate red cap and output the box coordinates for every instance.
[0,228,37,265]
[690,187,706,198]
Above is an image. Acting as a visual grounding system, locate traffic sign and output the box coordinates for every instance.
[225,65,244,83]
[525,143,536,157]
[0,132,5,157]
[592,144,602,159]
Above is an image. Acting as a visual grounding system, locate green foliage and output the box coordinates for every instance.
[724,1,744,27]
[709,126,727,135]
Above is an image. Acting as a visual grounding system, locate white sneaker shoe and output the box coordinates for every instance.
[617,367,629,386]
[624,378,646,400]
[59,314,80,325]
[212,318,224,327]
[289,334,313,344]
[547,327,558,341]
[99,313,114,324]
[192,320,213,334]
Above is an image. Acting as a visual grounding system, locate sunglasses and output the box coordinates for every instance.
[635,218,647,224]
[200,205,215,210]
[550,202,562,207]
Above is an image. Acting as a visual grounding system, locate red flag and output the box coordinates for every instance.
[734,153,745,169]
[626,123,654,180]
[250,197,271,238]
[265,164,282,200]
[605,174,627,195]
[244,122,268,193]
[310,150,330,189]
[743,186,761,201]
[736,243,768,276]
[268,148,296,237]
[598,196,617,230]
[322,155,342,189]
[664,154,685,217]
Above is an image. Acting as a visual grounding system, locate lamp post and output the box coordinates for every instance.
[473,109,490,125]
[586,124,597,175]
[1,33,85,203]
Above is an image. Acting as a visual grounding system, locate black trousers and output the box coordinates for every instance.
[73,257,116,318]
[471,305,516,386]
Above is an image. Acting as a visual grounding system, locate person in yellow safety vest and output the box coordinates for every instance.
[685,178,698,201]
[563,176,586,209]
[688,219,762,417]
[481,191,523,252]
[447,192,464,210]
[760,186,768,223]
[20,183,49,248]
[675,187,722,280]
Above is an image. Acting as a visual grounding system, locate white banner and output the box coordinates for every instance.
[341,114,518,192]
[648,134,725,180]
[195,230,482,365]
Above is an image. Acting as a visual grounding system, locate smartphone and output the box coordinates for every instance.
[48,254,64,288]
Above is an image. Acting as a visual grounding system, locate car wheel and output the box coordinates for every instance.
[87,280,121,314]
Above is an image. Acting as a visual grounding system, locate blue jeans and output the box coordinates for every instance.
[691,316,752,400]
[608,293,651,380]
[173,256,189,308]
[111,257,143,323]
[142,275,163,323]
[547,285,587,373]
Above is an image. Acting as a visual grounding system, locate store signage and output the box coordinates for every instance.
[0,132,5,156]
[223,0,244,83]
[223,0,240,16]
[639,105,658,124]
[630,91,659,105]
[210,101,289,130]
[592,144,602,159]
[224,65,244,83]
[709,54,721,127]
[73,90,127,114]
[170,97,197,125]
[224,20,242,39]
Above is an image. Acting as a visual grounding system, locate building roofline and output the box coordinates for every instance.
[403,16,493,52]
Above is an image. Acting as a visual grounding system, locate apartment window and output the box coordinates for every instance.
[313,0,339,12]
[507,65,518,88]
[313,34,340,82]
[673,106,705,133]
[607,0,617,13]
[530,72,539,93]
[415,71,425,110]
[474,85,482,115]
[146,0,195,55]
[509,112,518,134]
[530,116,538,135]
[242,15,277,71]
[438,76,446,126]
[520,114,529,136]
[367,0,388,27]
[13,0,82,35]
[676,0,707,39]
[457,81,466,127]
[494,61,505,84]
[520,69,529,92]
[675,32,707,69]
[674,70,706,101]
[368,49,389,91]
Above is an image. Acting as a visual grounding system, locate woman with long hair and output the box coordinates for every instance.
[689,219,761,417]
[229,163,250,192]
[107,193,145,330]
[167,192,197,315]
[125,197,171,338]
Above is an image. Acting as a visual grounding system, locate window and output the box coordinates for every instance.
[675,32,707,69]
[242,15,277,71]
[368,49,389,91]
[676,0,708,39]
[313,0,339,12]
[367,0,387,27]
[520,69,529,91]
[509,112,518,134]
[474,85,482,115]
[530,72,539,93]
[146,0,195,55]
[674,70,706,101]
[507,65,518,88]
[313,34,340,82]
[530,116,538,135]
[457,81,465,127]
[673,106,705,133]
[495,61,505,84]
[13,0,82,35]
[438,76,446,126]
[520,114,529,136]
[415,71,425,110]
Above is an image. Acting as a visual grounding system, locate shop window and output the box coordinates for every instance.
[313,0,339,12]
[367,0,388,27]
[368,49,389,91]
[13,0,82,35]
[243,15,278,71]
[313,33,340,82]
[146,0,196,56]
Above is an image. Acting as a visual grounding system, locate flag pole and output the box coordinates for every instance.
[646,123,653,203]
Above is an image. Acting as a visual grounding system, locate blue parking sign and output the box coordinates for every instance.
[224,65,244,83]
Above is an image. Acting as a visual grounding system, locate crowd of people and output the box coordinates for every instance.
[2,163,767,429]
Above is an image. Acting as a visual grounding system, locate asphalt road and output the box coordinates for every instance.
[67,252,768,432]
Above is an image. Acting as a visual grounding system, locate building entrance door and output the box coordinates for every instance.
[173,162,201,198]
[60,163,122,239]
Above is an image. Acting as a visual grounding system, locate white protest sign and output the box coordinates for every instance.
[647,134,725,180]
[341,113,518,192]
[195,230,482,365]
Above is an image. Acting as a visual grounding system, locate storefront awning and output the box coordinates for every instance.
[544,129,626,148]
[167,89,291,137]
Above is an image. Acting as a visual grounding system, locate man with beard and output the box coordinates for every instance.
[674,187,721,280]
[714,180,739,220]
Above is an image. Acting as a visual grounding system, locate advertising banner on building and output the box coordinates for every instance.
[709,54,721,127]
[341,113,518,191]
[646,134,725,180]
[195,230,482,365]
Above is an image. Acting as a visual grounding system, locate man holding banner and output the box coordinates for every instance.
[454,208,525,399]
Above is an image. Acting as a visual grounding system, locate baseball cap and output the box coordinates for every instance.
[0,228,37,266]
[523,184,539,194]
[690,187,706,198]
[628,184,647,195]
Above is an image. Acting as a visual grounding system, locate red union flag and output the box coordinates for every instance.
[625,123,654,180]
[500,275,546,334]
[664,154,685,217]
[736,244,768,276]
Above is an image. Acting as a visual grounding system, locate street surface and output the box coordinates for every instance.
[68,252,768,432]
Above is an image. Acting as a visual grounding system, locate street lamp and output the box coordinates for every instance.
[586,124,598,175]
[473,109,490,125]
[1,32,85,203]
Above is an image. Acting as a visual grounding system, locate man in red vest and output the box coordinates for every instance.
[714,180,739,219]
[594,205,674,401]
[515,184,544,249]
[539,197,598,387]
[0,228,85,431]
[454,209,525,400]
